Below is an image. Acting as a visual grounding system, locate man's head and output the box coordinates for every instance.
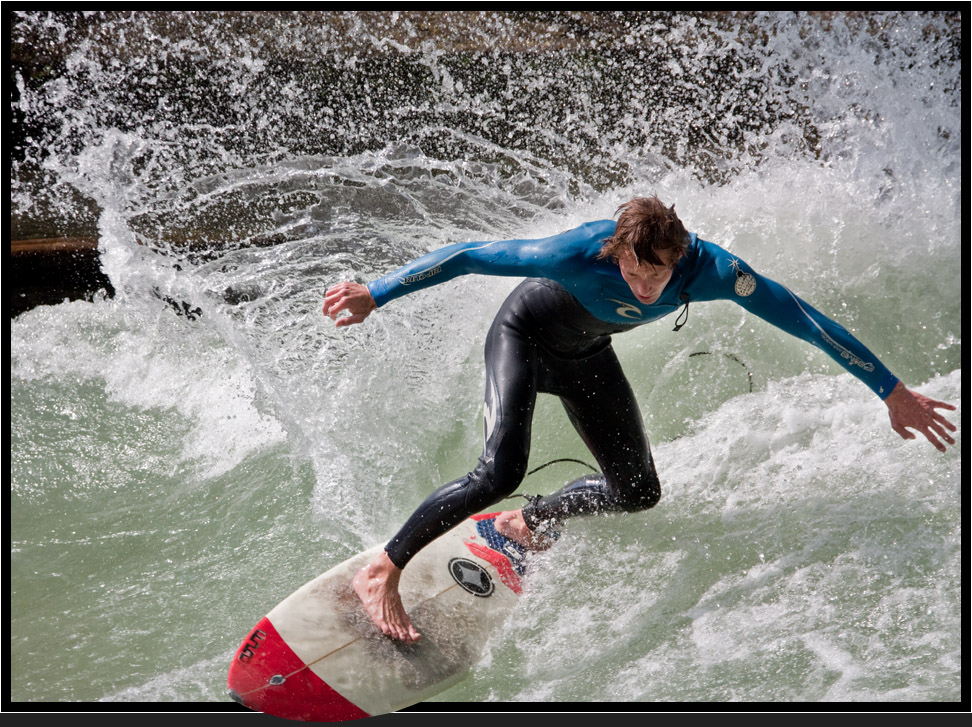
[600,196,691,305]
[598,196,691,268]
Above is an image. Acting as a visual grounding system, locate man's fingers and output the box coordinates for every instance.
[891,422,916,441]
[934,412,958,433]
[327,299,345,319]
[335,314,362,328]
[323,287,350,318]
[897,420,951,452]
[930,420,956,446]
[923,430,947,453]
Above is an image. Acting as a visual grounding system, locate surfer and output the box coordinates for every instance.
[323,196,957,643]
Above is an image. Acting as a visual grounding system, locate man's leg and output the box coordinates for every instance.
[518,346,660,535]
[354,315,540,641]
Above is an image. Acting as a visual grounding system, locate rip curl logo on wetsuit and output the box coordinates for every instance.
[448,558,494,597]
[607,299,643,319]
[729,257,757,297]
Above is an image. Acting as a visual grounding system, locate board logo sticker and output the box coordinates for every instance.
[448,558,494,597]
[237,628,266,663]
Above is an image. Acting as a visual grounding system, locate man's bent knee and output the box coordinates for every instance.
[464,457,527,511]
[618,474,661,513]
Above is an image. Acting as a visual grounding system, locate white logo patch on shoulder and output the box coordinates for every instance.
[729,258,757,297]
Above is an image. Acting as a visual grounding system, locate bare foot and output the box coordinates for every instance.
[493,509,555,551]
[351,551,421,643]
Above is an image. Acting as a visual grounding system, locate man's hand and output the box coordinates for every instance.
[323,282,377,327]
[885,381,957,453]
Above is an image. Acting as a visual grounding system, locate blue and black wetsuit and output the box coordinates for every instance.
[367,220,899,567]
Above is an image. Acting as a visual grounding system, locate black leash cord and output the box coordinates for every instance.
[503,457,599,504]
[688,350,754,393]
[526,457,598,477]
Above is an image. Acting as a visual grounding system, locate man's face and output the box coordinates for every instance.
[617,248,678,305]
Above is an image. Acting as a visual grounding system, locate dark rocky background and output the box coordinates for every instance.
[8,10,961,317]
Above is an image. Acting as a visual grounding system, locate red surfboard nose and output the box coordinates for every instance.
[227,617,370,722]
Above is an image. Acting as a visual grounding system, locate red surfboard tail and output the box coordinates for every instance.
[228,617,371,722]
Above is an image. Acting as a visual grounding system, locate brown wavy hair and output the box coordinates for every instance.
[598,196,690,266]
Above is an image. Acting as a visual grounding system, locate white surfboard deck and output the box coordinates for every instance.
[228,512,530,721]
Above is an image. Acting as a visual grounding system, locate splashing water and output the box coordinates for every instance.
[10,11,961,705]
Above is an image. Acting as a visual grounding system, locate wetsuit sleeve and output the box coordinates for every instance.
[366,238,546,307]
[365,222,613,307]
[694,245,899,400]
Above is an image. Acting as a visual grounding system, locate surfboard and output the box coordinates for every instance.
[227,512,531,721]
